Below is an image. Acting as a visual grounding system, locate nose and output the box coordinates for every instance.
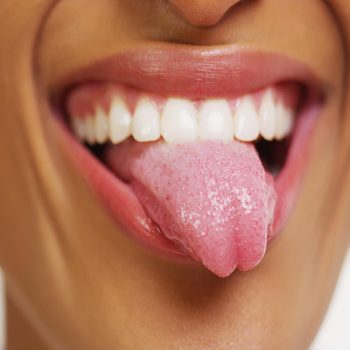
[168,0,244,27]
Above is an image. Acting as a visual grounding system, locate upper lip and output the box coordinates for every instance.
[57,43,325,103]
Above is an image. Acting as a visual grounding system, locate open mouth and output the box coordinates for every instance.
[53,45,324,278]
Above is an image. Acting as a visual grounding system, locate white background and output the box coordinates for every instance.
[0,252,349,349]
[311,251,350,350]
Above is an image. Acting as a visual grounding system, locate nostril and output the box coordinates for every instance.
[167,0,244,27]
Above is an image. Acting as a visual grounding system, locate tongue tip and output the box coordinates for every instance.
[202,258,264,278]
[199,248,267,278]
[208,266,237,279]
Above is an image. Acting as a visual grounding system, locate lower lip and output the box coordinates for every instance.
[53,96,319,267]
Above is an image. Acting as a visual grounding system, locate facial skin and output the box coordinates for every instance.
[0,1,350,349]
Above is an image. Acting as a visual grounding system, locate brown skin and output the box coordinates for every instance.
[0,0,350,349]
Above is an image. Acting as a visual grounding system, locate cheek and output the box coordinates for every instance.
[322,0,350,244]
[0,0,59,264]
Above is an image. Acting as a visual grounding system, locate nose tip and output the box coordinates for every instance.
[168,0,244,27]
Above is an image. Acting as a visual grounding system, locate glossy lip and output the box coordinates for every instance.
[53,44,324,272]
[57,43,325,101]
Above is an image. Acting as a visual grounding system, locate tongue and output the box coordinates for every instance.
[106,140,277,278]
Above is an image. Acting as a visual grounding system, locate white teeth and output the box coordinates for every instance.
[85,115,96,145]
[275,103,294,140]
[161,98,198,143]
[132,98,161,142]
[234,97,260,142]
[109,97,132,144]
[199,99,234,142]
[70,89,296,145]
[94,107,109,144]
[259,90,276,141]
[71,117,86,141]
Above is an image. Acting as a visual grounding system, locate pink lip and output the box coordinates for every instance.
[54,44,324,271]
[61,44,324,100]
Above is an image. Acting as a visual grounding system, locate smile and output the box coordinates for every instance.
[54,44,324,278]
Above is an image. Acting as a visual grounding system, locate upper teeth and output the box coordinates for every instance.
[162,98,198,143]
[70,89,295,145]
[109,97,132,144]
[132,98,161,142]
[198,99,234,142]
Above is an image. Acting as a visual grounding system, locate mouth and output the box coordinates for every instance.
[52,44,324,278]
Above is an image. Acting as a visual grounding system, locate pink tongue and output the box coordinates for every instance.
[106,140,276,278]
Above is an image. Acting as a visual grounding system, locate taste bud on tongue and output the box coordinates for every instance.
[107,140,277,278]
